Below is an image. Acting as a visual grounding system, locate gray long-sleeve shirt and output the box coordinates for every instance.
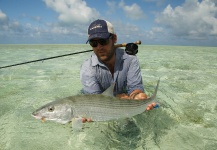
[80,48,144,96]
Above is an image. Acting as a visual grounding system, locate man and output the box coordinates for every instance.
[80,19,155,119]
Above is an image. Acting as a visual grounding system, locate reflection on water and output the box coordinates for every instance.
[0,45,217,150]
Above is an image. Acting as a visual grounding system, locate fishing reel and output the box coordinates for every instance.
[125,43,138,55]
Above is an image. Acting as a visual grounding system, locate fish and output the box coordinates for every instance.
[32,79,160,130]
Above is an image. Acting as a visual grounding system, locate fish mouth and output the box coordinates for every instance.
[31,112,46,122]
[31,113,41,119]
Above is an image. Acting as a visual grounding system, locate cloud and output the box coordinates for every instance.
[155,0,217,39]
[210,0,217,5]
[43,0,100,25]
[0,10,9,29]
[119,0,145,20]
[106,1,117,15]
[0,8,88,44]
[0,10,24,33]
[111,21,165,45]
[144,0,166,6]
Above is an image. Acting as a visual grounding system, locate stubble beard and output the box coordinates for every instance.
[97,47,115,63]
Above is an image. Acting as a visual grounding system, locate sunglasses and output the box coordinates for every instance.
[89,35,113,47]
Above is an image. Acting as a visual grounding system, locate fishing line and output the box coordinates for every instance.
[0,50,92,69]
[0,41,141,69]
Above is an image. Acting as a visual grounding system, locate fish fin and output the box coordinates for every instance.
[102,83,115,97]
[71,117,83,131]
[148,79,160,101]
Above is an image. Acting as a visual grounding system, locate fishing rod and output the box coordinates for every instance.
[0,40,141,69]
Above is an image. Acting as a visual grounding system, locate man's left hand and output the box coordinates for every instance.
[133,93,157,111]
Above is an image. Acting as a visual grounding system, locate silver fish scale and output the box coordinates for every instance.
[64,94,153,121]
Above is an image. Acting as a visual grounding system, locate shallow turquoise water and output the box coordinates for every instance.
[0,44,217,150]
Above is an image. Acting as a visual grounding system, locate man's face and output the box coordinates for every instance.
[91,35,117,63]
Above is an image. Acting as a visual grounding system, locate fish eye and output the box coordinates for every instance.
[48,106,55,112]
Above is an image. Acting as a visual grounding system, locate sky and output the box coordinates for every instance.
[0,0,217,46]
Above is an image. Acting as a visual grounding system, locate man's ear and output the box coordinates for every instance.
[113,34,117,43]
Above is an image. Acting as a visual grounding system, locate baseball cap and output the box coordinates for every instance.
[87,19,115,43]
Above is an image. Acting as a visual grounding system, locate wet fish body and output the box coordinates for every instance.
[32,79,160,127]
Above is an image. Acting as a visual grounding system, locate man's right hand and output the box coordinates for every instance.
[82,117,92,123]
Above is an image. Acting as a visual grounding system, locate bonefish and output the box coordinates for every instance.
[32,79,160,130]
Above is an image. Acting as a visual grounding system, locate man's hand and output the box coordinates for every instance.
[133,92,148,100]
[82,117,92,123]
[132,93,158,111]
[117,91,158,111]
[146,102,157,111]
[116,91,148,100]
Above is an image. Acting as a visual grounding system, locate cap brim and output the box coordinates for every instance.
[87,32,110,42]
